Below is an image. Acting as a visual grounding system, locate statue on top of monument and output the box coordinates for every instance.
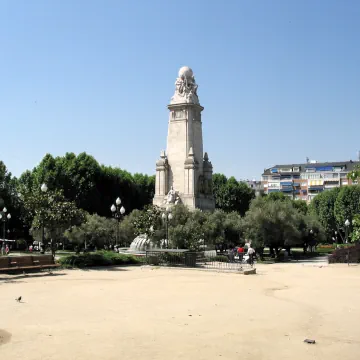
[171,66,199,105]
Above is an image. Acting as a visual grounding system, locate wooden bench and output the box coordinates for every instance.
[32,255,59,268]
[0,255,60,273]
[0,257,10,270]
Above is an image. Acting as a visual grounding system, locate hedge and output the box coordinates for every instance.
[328,244,360,263]
[59,251,143,268]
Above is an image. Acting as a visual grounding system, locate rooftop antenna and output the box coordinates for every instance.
[306,157,309,164]
[358,150,360,161]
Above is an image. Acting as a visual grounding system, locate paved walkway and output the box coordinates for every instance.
[289,255,329,266]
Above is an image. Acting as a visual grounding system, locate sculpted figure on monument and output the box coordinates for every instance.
[171,66,199,104]
[165,186,176,204]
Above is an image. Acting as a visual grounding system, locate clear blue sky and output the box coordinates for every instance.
[1,0,360,180]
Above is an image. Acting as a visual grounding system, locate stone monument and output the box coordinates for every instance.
[153,66,215,211]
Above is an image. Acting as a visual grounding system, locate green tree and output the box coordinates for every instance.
[169,206,207,251]
[242,197,325,255]
[292,200,308,215]
[264,192,289,202]
[351,214,360,242]
[131,205,164,241]
[308,188,340,239]
[23,188,85,256]
[334,186,360,228]
[65,214,117,251]
[18,152,156,218]
[0,160,23,235]
[212,174,255,215]
[347,165,360,182]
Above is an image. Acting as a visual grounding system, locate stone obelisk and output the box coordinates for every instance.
[153,66,215,211]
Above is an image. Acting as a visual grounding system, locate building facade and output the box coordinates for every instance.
[244,180,264,197]
[261,160,359,202]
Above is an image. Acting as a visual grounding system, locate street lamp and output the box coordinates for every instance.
[0,209,11,247]
[40,183,48,253]
[162,209,173,249]
[111,197,125,247]
[309,229,314,253]
[345,219,350,243]
[334,230,338,247]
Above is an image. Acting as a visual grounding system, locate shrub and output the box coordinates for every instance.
[328,244,360,263]
[59,251,143,268]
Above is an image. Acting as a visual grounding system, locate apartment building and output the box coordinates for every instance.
[261,160,359,202]
[244,179,264,197]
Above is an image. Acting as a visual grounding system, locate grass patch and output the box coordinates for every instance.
[58,251,144,268]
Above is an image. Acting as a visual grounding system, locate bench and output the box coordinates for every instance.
[0,255,60,273]
[32,255,60,268]
[0,257,10,269]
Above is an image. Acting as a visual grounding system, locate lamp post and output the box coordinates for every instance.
[334,230,338,247]
[161,209,173,249]
[40,183,48,253]
[111,197,125,247]
[309,229,314,253]
[345,219,351,265]
[0,208,11,248]
[345,219,350,244]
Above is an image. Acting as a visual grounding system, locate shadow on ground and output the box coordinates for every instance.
[0,272,67,283]
[71,266,132,272]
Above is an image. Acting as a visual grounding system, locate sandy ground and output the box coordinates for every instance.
[1,263,360,360]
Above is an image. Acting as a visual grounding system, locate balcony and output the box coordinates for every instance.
[268,189,280,193]
[308,186,324,192]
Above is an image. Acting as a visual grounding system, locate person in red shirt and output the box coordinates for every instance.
[237,245,244,262]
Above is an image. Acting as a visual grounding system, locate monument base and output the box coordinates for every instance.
[153,194,215,211]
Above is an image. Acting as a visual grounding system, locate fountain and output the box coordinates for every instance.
[129,234,152,252]
[126,234,170,253]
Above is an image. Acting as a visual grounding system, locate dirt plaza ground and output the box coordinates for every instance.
[1,263,360,360]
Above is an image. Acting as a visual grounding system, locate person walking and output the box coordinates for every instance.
[228,247,235,263]
[237,245,244,262]
[5,244,10,256]
[247,245,255,267]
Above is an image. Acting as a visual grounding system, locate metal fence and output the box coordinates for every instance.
[145,250,254,272]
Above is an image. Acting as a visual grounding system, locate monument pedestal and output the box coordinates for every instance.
[153,66,215,211]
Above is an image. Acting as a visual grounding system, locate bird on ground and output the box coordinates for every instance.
[15,296,22,302]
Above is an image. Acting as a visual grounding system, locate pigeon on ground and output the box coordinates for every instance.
[15,296,22,302]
